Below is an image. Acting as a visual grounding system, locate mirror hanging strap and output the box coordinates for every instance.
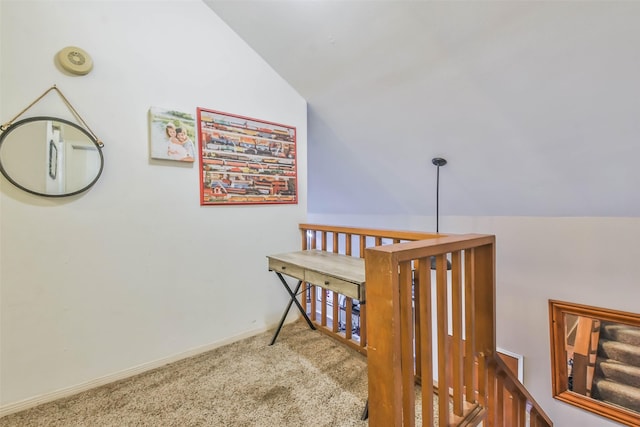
[0,85,104,147]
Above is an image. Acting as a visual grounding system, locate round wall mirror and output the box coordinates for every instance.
[0,116,104,197]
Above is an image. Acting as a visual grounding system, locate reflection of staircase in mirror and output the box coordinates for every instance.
[592,322,640,413]
[569,317,601,396]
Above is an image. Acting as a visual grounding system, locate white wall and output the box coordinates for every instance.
[308,212,640,427]
[0,0,307,409]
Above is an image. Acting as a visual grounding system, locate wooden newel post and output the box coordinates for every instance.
[471,240,496,414]
[365,248,403,426]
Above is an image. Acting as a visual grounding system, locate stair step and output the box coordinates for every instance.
[596,360,640,388]
[600,322,640,347]
[598,339,640,366]
[591,378,640,413]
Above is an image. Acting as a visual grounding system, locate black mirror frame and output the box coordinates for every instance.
[0,116,104,197]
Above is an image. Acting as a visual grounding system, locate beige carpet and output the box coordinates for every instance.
[0,321,371,426]
[1,321,433,426]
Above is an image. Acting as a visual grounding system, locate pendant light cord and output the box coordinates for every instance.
[431,157,450,270]
[436,165,440,233]
[432,157,447,233]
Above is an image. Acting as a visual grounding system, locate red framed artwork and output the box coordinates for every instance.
[197,108,297,206]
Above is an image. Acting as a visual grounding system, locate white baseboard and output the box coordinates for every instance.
[0,325,273,418]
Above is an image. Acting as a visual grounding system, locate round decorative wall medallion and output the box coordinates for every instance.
[56,46,93,75]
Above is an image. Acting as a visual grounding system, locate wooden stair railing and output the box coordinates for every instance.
[443,336,552,427]
[482,352,554,427]
[297,224,552,426]
[365,232,553,426]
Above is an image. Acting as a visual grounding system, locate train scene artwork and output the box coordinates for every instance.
[197,108,297,206]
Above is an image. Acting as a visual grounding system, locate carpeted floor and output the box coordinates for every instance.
[1,321,377,427]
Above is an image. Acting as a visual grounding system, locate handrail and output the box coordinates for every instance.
[486,352,554,427]
[299,223,442,241]
[368,234,496,260]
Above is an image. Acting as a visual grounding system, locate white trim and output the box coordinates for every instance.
[0,325,274,418]
[497,346,524,382]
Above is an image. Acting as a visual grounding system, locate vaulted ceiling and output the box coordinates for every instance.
[205,1,640,217]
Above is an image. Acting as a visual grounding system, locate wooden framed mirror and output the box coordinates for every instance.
[549,300,640,426]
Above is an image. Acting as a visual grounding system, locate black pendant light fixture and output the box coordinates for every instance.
[430,157,451,270]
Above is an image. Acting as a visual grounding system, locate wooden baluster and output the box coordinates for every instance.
[464,249,477,404]
[514,389,525,426]
[417,256,434,427]
[331,233,340,334]
[532,408,541,427]
[436,253,450,427]
[399,261,415,427]
[505,383,515,426]
[358,234,367,348]
[317,230,326,327]
[300,227,308,250]
[451,250,464,416]
[486,359,497,427]
[476,352,488,409]
[345,297,352,340]
[518,396,526,427]
[495,372,505,427]
[332,291,339,333]
[413,260,422,380]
